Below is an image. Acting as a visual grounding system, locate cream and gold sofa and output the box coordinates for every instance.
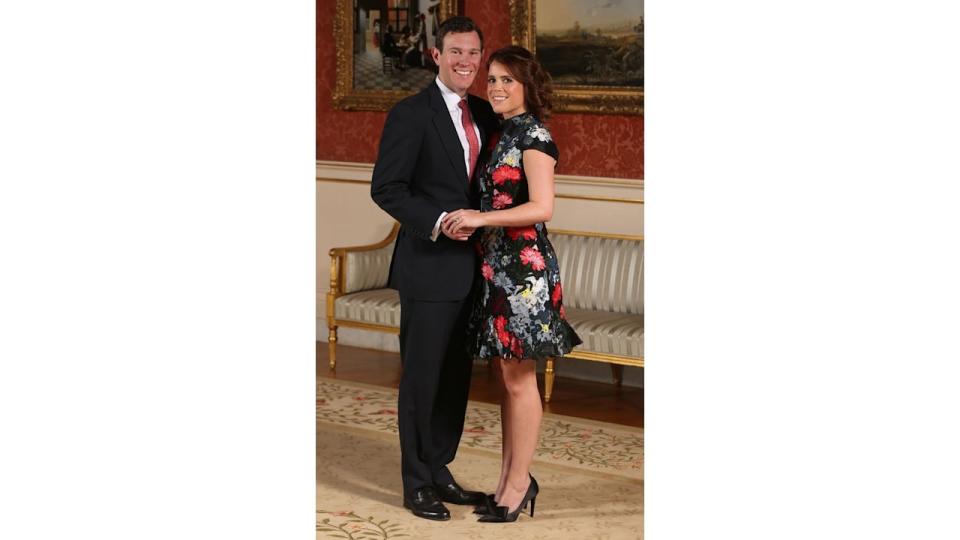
[326,223,643,402]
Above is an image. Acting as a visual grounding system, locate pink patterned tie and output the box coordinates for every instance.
[458,99,480,181]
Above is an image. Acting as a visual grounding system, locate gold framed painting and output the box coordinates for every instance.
[509,0,643,115]
[333,0,458,111]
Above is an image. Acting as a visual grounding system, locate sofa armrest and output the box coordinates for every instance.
[328,223,400,300]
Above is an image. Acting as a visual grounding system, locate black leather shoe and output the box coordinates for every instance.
[434,480,486,505]
[403,487,451,521]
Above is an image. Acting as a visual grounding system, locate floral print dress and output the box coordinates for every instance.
[467,112,582,360]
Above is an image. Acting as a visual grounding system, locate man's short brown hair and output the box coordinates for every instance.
[436,16,484,52]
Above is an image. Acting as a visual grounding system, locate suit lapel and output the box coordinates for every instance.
[429,83,469,183]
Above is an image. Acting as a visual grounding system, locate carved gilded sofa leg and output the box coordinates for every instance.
[327,250,341,371]
[544,357,555,403]
[328,326,338,370]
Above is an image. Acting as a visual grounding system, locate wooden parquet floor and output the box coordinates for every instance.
[317,343,643,428]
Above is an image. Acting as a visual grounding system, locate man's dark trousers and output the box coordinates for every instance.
[397,290,474,498]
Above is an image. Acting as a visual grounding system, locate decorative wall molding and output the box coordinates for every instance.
[316,160,377,182]
[316,160,644,203]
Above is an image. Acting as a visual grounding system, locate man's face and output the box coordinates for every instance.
[432,31,482,96]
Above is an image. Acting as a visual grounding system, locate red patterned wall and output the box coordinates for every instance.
[317,0,643,179]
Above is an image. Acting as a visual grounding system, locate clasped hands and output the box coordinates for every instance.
[441,209,484,241]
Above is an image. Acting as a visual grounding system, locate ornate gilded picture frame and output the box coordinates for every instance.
[509,0,643,115]
[333,0,458,111]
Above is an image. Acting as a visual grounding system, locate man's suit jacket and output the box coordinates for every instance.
[371,81,499,301]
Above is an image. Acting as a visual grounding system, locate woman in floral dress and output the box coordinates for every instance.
[443,45,581,523]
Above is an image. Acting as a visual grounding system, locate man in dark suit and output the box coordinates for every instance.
[370,16,499,521]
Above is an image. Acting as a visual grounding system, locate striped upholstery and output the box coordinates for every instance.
[549,233,644,315]
[331,230,643,361]
[334,288,401,326]
[334,292,643,357]
[564,307,644,357]
[343,241,395,294]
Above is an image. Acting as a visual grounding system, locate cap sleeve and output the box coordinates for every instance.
[517,123,559,163]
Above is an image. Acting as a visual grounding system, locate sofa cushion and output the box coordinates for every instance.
[334,288,642,359]
[334,289,402,327]
[339,233,643,317]
[550,233,644,315]
[563,307,644,358]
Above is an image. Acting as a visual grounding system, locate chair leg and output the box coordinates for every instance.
[328,325,338,370]
[610,364,624,386]
[544,357,555,403]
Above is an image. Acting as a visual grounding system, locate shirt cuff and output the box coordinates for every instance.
[430,212,447,242]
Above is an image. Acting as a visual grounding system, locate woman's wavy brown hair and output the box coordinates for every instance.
[486,46,554,120]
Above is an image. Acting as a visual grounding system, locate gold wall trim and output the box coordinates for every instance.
[555,176,645,188]
[314,178,643,203]
[316,161,375,182]
[556,194,643,204]
[316,160,643,191]
[316,177,370,185]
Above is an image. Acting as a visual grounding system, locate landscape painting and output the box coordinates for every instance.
[537,0,643,87]
[511,0,643,114]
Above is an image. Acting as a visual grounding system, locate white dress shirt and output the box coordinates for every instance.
[430,77,483,241]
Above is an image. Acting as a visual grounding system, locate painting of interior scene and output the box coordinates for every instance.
[536,0,643,88]
[352,0,442,92]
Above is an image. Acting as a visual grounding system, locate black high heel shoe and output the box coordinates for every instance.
[472,493,497,515]
[477,475,539,523]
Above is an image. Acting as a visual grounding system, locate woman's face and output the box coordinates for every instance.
[486,61,526,119]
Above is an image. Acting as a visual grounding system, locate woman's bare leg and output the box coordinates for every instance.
[496,358,542,512]
[495,358,511,503]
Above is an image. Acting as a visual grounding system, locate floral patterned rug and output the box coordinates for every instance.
[318,377,643,540]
